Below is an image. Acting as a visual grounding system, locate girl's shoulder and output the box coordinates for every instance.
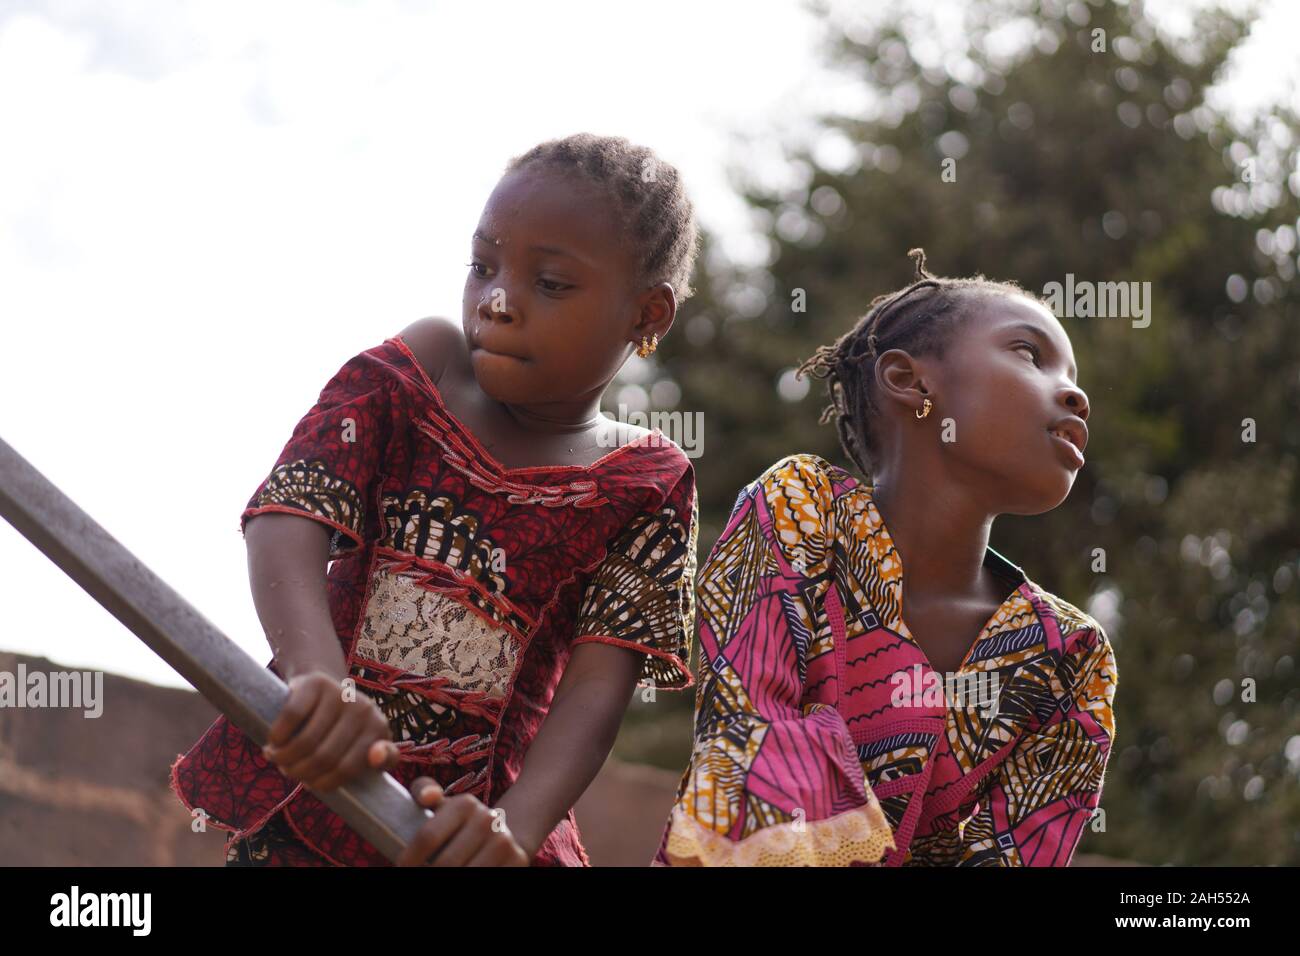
[393,315,468,385]
[719,454,853,554]
[747,452,860,506]
[603,416,658,450]
[1022,578,1112,647]
[320,318,462,401]
[1020,580,1119,725]
[606,423,695,490]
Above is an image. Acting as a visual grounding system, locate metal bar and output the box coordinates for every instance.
[0,434,431,862]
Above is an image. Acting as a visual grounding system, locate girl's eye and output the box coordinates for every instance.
[466,261,489,278]
[1014,342,1042,366]
[538,278,574,293]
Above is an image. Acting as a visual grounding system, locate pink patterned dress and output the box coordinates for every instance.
[654,453,1117,866]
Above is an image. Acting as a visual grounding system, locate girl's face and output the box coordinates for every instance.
[462,166,661,406]
[926,295,1090,514]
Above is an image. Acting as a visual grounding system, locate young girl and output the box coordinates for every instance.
[654,249,1118,866]
[170,133,702,866]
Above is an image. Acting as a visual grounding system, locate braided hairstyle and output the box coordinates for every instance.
[505,133,700,300]
[796,248,1041,478]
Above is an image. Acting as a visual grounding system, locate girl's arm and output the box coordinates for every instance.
[245,512,345,680]
[245,512,399,791]
[490,642,643,858]
[233,339,414,793]
[654,456,896,866]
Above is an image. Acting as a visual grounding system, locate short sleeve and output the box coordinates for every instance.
[240,344,399,559]
[653,456,897,866]
[572,462,698,691]
[952,624,1118,866]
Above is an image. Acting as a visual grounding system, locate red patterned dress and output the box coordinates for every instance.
[169,333,698,866]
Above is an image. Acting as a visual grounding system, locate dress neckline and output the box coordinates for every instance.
[387,333,665,478]
[860,482,1031,674]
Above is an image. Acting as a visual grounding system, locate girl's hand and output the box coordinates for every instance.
[262,671,401,791]
[395,777,531,867]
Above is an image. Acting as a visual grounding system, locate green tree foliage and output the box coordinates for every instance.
[613,0,1299,864]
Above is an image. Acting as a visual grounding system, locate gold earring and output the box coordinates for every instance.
[915,398,933,420]
[636,333,659,358]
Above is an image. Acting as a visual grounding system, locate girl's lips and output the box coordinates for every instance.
[468,326,529,360]
[1049,429,1086,468]
[470,342,527,361]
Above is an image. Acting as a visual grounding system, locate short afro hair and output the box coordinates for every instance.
[505,132,700,300]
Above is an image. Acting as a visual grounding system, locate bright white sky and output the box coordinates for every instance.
[1,0,1296,690]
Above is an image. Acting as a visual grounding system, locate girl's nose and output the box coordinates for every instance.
[479,288,517,324]
[1060,382,1089,420]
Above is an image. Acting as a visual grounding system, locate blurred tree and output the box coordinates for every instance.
[611,0,1299,865]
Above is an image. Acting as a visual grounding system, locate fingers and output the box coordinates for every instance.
[431,808,497,868]
[395,780,449,867]
[284,711,360,783]
[411,777,444,809]
[299,720,368,791]
[468,842,527,867]
[465,843,514,867]
[367,738,401,773]
[466,815,528,866]
[264,689,340,769]
[265,675,323,749]
[394,792,526,868]
[396,803,469,867]
[312,728,397,791]
[264,675,396,792]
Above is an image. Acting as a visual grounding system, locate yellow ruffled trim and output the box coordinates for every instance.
[663,798,897,867]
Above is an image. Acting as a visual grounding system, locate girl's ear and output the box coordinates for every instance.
[875,348,930,414]
[632,282,678,341]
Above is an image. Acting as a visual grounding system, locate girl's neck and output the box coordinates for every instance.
[499,396,607,434]
[870,472,997,602]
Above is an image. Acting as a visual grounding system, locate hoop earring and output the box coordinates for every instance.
[915,397,933,420]
[636,333,659,358]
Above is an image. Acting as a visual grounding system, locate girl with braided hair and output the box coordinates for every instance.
[655,249,1118,866]
[172,133,703,866]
